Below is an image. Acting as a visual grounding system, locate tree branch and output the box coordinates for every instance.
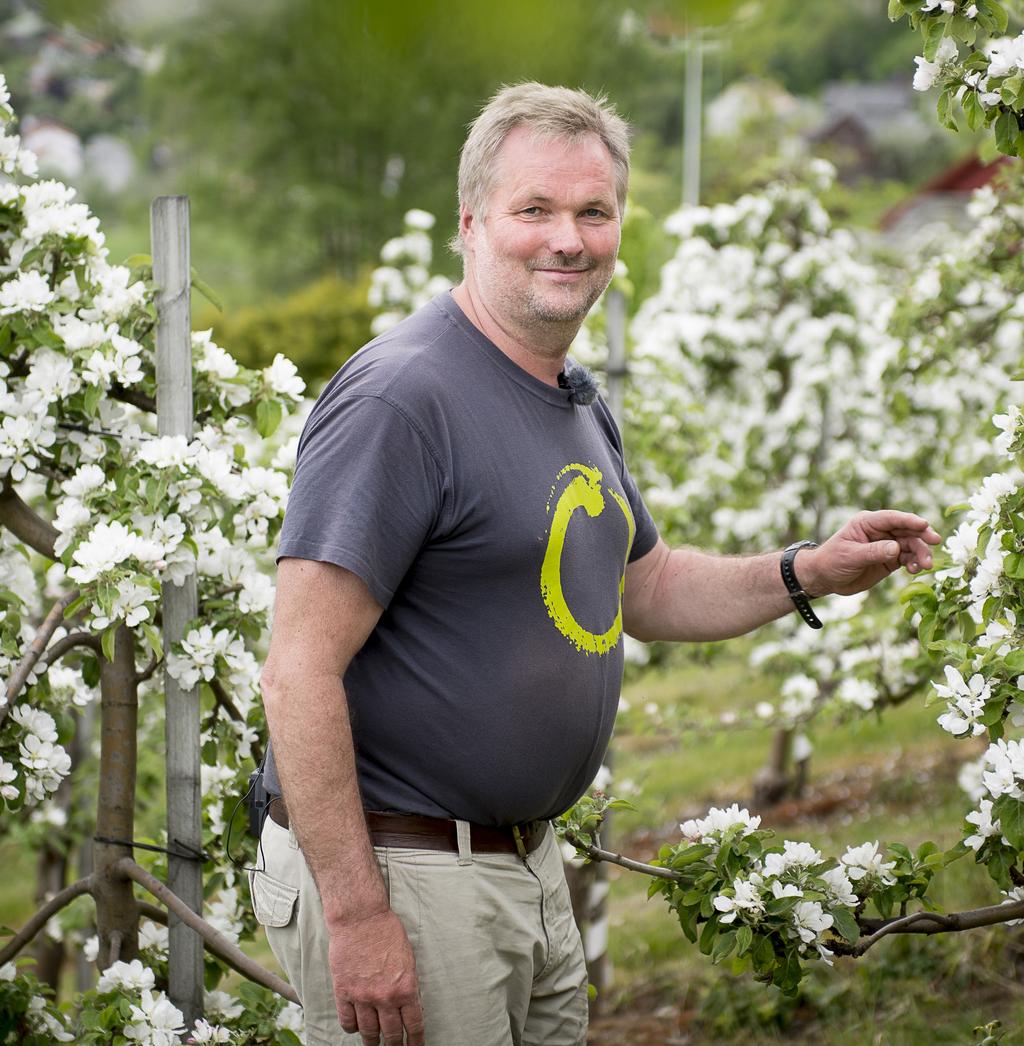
[851,899,1024,955]
[0,876,94,965]
[209,679,263,762]
[41,631,101,668]
[561,828,684,882]
[109,384,156,414]
[113,857,299,1004]
[136,653,160,684]
[0,481,58,559]
[1,593,81,728]
[568,838,1024,955]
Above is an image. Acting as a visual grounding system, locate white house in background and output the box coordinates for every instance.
[20,116,82,180]
[706,78,815,140]
[879,154,1013,244]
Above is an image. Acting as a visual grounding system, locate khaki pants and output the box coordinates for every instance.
[250,815,589,1046]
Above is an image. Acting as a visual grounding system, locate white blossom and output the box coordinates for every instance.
[913,37,959,92]
[124,989,186,1046]
[964,798,1002,851]
[713,874,765,924]
[263,354,306,399]
[988,33,1024,79]
[680,804,762,847]
[820,866,858,907]
[934,665,991,737]
[763,840,823,879]
[97,958,156,993]
[840,841,897,885]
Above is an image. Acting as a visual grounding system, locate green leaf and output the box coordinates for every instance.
[963,89,984,132]
[923,16,948,62]
[699,916,718,955]
[677,903,699,943]
[752,933,775,973]
[101,627,116,664]
[736,923,753,956]
[993,795,1024,850]
[123,253,152,269]
[84,383,103,417]
[985,846,1013,889]
[831,906,861,944]
[141,623,163,661]
[63,593,90,618]
[994,109,1019,156]
[711,929,737,965]
[900,580,936,604]
[670,843,714,867]
[993,0,1009,32]
[887,0,902,19]
[937,89,957,131]
[191,269,224,312]
[256,397,283,438]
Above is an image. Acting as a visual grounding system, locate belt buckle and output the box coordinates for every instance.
[512,824,529,859]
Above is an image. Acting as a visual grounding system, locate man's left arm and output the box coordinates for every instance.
[622,510,942,643]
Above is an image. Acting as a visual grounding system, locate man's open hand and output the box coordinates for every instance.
[329,909,424,1046]
[801,510,942,598]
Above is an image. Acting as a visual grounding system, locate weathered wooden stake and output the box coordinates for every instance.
[152,195,203,1025]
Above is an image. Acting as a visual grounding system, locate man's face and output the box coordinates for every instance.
[461,125,622,331]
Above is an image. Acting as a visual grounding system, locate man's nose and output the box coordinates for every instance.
[546,215,584,257]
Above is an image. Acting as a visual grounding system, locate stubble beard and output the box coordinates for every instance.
[518,261,615,327]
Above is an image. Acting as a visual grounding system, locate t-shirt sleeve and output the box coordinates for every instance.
[277,392,447,608]
[622,460,659,563]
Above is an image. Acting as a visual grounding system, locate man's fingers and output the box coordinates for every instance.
[867,540,901,563]
[338,1002,358,1035]
[858,510,941,545]
[401,1002,426,1046]
[379,1007,407,1046]
[354,1003,381,1046]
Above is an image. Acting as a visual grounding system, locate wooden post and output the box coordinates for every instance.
[605,288,627,429]
[568,288,630,1016]
[94,625,140,969]
[152,195,203,1026]
[683,29,704,208]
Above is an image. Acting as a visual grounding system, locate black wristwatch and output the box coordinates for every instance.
[780,540,823,630]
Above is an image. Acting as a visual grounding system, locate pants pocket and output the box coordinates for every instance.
[249,868,300,928]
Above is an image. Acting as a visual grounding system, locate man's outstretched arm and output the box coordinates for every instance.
[261,557,424,1046]
[623,509,942,643]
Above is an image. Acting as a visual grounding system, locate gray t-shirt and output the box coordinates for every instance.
[265,292,659,825]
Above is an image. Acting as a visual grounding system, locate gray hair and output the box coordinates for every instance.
[452,82,631,255]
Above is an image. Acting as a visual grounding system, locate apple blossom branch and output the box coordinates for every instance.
[0,592,81,729]
[0,480,59,559]
[563,828,1024,955]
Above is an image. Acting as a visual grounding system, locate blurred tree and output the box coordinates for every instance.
[144,0,734,289]
[719,0,920,94]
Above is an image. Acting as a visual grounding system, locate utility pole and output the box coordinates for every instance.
[684,27,704,208]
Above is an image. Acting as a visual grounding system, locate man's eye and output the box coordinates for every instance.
[583,208,605,218]
[521,207,542,216]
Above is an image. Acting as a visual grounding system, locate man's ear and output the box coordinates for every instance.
[459,203,475,249]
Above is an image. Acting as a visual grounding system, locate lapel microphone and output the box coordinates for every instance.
[558,362,599,406]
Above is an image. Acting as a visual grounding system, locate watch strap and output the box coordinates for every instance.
[780,541,823,630]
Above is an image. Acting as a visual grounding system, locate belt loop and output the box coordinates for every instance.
[455,819,473,865]
[512,825,528,861]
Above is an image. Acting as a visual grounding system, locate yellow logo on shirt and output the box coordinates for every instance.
[540,463,635,655]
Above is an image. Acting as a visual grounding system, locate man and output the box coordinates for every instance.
[256,83,940,1046]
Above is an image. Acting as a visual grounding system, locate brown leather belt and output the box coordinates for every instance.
[266,798,548,857]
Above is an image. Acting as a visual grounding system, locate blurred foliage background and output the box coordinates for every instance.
[2,0,963,383]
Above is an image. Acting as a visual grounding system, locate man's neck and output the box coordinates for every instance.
[450,283,579,388]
